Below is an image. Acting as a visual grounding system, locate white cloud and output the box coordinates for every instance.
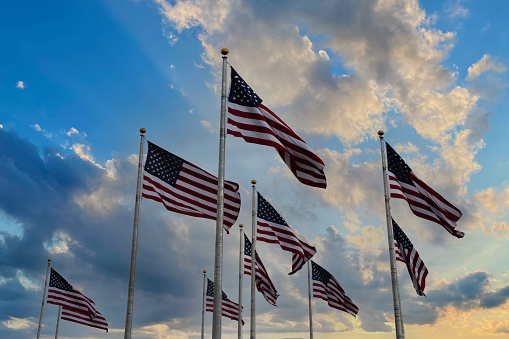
[66,127,80,136]
[1,317,36,330]
[444,0,469,18]
[188,108,195,114]
[16,270,40,292]
[0,124,3,129]
[31,124,52,138]
[16,81,25,89]
[70,143,104,169]
[200,120,215,133]
[467,54,507,79]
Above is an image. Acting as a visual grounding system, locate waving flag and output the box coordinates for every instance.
[386,142,464,238]
[227,67,326,189]
[311,261,358,317]
[46,268,108,332]
[205,278,243,324]
[256,192,316,274]
[142,141,241,233]
[244,234,279,306]
[393,219,428,296]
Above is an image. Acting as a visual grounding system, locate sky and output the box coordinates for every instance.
[0,0,508,338]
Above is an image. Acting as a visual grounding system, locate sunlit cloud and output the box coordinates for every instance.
[1,317,36,330]
[16,81,25,89]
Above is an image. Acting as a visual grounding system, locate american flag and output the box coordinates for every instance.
[46,268,108,332]
[256,192,316,275]
[227,67,327,189]
[393,218,428,296]
[142,141,241,233]
[311,261,359,317]
[244,234,279,306]
[205,278,243,324]
[386,142,464,238]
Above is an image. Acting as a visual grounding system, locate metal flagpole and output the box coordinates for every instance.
[212,47,229,339]
[201,270,207,339]
[54,306,62,339]
[238,224,244,339]
[250,180,257,339]
[307,261,313,339]
[378,130,405,339]
[36,258,51,339]
[124,128,146,339]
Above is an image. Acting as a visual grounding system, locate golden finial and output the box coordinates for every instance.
[221,48,229,55]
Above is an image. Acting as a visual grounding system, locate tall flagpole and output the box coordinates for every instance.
[54,306,62,339]
[124,128,146,339]
[238,224,244,339]
[307,261,313,339]
[201,270,207,339]
[212,47,229,339]
[250,180,257,339]
[378,130,405,339]
[36,258,51,339]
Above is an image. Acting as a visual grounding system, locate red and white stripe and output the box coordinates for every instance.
[244,253,279,306]
[394,239,428,296]
[142,161,241,233]
[257,219,316,275]
[61,308,108,332]
[47,288,98,320]
[389,171,463,238]
[313,276,358,317]
[205,296,243,324]
[228,101,326,189]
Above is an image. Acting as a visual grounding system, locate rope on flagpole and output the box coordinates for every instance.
[307,261,313,339]
[212,47,229,339]
[238,224,244,339]
[124,128,146,339]
[379,130,405,339]
[36,258,51,339]
[250,180,257,339]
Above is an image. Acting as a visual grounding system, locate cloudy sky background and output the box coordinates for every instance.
[0,0,508,338]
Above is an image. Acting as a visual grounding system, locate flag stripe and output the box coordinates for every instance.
[243,235,279,306]
[311,261,358,317]
[142,142,241,233]
[386,142,463,238]
[227,67,326,189]
[393,219,428,296]
[61,309,108,332]
[47,269,108,332]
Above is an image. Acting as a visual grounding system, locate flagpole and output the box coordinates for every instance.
[124,128,146,339]
[238,224,244,339]
[307,261,313,339]
[201,270,207,339]
[212,47,229,339]
[37,258,51,339]
[54,306,62,339]
[378,130,405,339]
[250,180,257,339]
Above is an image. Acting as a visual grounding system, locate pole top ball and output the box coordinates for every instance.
[378,130,384,136]
[140,128,146,134]
[239,224,244,228]
[48,258,52,262]
[203,270,206,273]
[221,48,229,55]
[251,180,257,184]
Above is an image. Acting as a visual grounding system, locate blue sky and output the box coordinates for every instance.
[1,0,508,338]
